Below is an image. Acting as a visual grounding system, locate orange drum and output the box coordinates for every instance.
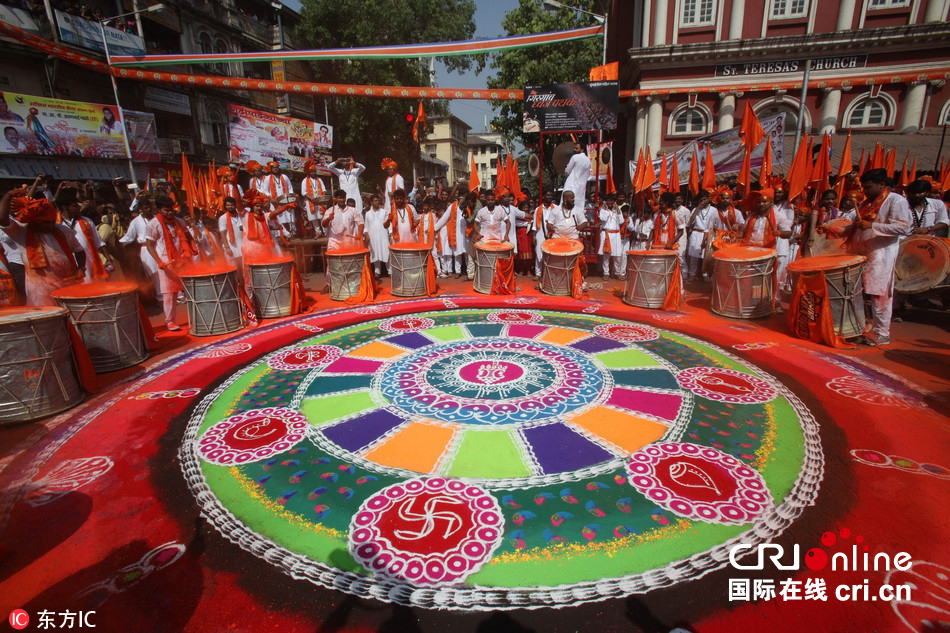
[894,236,950,294]
[711,246,776,319]
[389,242,430,298]
[327,247,369,301]
[624,250,679,308]
[474,240,514,294]
[51,281,148,372]
[788,254,867,339]
[247,255,297,318]
[541,237,583,296]
[179,264,245,336]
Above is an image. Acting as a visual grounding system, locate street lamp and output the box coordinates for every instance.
[98,3,166,184]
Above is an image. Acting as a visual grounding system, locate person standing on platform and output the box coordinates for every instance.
[218,196,245,281]
[474,191,510,243]
[58,193,110,282]
[328,156,365,213]
[686,189,715,281]
[546,191,589,241]
[531,190,556,280]
[322,190,363,251]
[563,143,591,212]
[598,193,624,280]
[0,187,85,306]
[263,161,295,237]
[363,193,390,277]
[299,160,327,237]
[381,158,404,211]
[388,189,417,244]
[145,196,196,331]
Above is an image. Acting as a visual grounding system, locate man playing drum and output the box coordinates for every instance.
[627,203,653,252]
[474,191,510,244]
[145,196,197,332]
[650,193,685,252]
[387,189,417,244]
[263,161,295,236]
[531,189,556,280]
[546,191,588,241]
[241,190,284,263]
[322,190,364,251]
[686,189,715,281]
[219,196,245,280]
[363,193,390,278]
[598,193,625,280]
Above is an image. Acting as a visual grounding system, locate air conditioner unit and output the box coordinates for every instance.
[174,138,195,154]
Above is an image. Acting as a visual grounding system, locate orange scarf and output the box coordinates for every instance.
[858,189,889,223]
[305,177,323,213]
[73,217,108,279]
[268,174,285,202]
[390,205,411,244]
[224,211,239,246]
[534,204,554,239]
[447,202,459,250]
[418,212,436,251]
[717,206,739,229]
[156,213,195,262]
[25,226,77,273]
[742,210,778,248]
[245,212,276,246]
[602,209,622,255]
[651,212,677,248]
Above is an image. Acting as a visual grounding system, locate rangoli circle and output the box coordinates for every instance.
[181,307,822,610]
[267,345,342,371]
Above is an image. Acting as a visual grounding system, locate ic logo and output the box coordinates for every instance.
[9,610,29,630]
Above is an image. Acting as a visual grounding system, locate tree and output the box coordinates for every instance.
[486,0,604,192]
[295,0,476,187]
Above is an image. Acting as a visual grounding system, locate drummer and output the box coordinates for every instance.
[263,161,295,236]
[740,188,790,249]
[709,186,744,235]
[598,193,624,280]
[145,196,197,332]
[363,193,390,278]
[531,189,556,280]
[545,191,588,240]
[649,193,685,251]
[0,187,85,306]
[322,190,363,251]
[686,189,714,281]
[218,196,245,279]
[241,189,284,263]
[58,192,110,282]
[474,191,510,244]
[627,203,653,252]
[905,179,948,238]
[387,188,417,244]
[299,159,328,237]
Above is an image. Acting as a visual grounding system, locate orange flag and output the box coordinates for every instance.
[941,162,950,194]
[669,152,680,195]
[181,153,199,216]
[506,154,515,193]
[688,146,701,196]
[786,134,811,202]
[759,138,773,187]
[701,143,717,191]
[640,146,657,192]
[631,148,645,193]
[810,133,832,195]
[512,158,525,202]
[658,153,669,194]
[495,155,505,193]
[469,151,480,192]
[939,158,948,190]
[870,143,884,170]
[737,143,752,198]
[909,157,917,183]
[835,130,853,199]
[412,101,426,143]
[738,101,765,149]
[898,151,911,190]
[606,161,616,195]
[857,149,866,175]
[884,147,896,179]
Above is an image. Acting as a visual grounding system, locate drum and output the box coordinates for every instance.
[248,256,297,318]
[275,193,298,206]
[51,281,148,373]
[474,241,514,294]
[711,246,776,319]
[788,254,867,339]
[179,265,245,337]
[312,194,332,206]
[894,235,950,294]
[541,237,583,296]
[389,243,430,298]
[0,306,84,424]
[624,250,679,308]
[327,247,369,301]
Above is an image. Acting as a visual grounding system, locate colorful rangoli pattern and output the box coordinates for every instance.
[183,308,821,609]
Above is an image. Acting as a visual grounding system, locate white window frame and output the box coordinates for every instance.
[939,98,950,125]
[842,93,896,129]
[680,0,717,27]
[868,0,911,8]
[753,97,813,134]
[668,102,713,136]
[770,0,809,19]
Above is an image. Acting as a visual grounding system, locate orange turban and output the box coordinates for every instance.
[217,166,233,178]
[303,160,316,173]
[12,195,57,224]
[242,189,266,207]
[748,188,775,205]
[267,161,280,168]
[381,157,397,170]
[245,160,261,172]
[711,185,733,203]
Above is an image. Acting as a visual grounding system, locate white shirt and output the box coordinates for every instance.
[384,173,406,211]
[549,204,587,240]
[299,176,327,219]
[325,204,362,251]
[328,162,366,212]
[61,216,104,282]
[475,206,508,242]
[906,197,949,235]
[563,152,591,207]
[218,211,245,253]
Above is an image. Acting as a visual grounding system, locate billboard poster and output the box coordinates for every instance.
[228,104,332,174]
[54,10,146,57]
[523,81,618,133]
[124,110,160,163]
[0,91,129,158]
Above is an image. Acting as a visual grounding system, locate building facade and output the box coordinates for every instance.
[616,0,950,182]
[424,114,471,185]
[468,130,512,190]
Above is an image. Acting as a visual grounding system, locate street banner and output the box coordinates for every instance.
[523,81,618,133]
[54,10,145,57]
[228,104,332,174]
[0,91,128,158]
[124,109,160,163]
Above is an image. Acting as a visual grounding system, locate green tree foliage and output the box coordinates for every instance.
[486,0,603,190]
[295,0,476,185]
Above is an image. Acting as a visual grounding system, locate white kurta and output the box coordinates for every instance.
[384,174,406,211]
[629,217,654,252]
[62,216,104,282]
[363,207,390,263]
[120,214,159,276]
[328,162,366,212]
[563,152,591,208]
[299,176,327,221]
[218,212,245,255]
[850,192,912,296]
[906,198,949,237]
[744,211,792,248]
[264,173,294,226]
[475,207,508,242]
[434,202,467,256]
[391,204,416,243]
[550,205,587,240]
[709,208,746,233]
[1,220,83,306]
[325,205,362,251]
[144,216,190,294]
[688,205,716,258]
[598,207,624,255]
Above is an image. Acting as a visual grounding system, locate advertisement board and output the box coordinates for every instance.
[228,104,332,174]
[523,81,618,133]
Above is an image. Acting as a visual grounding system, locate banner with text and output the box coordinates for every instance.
[523,81,618,133]
[0,91,128,158]
[124,110,160,162]
[228,104,332,174]
[54,10,145,57]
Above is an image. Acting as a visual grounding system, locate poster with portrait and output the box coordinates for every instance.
[0,91,128,158]
[123,110,160,163]
[228,104,333,175]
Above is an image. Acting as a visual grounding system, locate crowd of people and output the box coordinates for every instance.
[0,148,947,344]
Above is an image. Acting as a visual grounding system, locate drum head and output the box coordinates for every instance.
[179,264,237,278]
[477,240,514,252]
[787,254,866,273]
[51,281,139,298]
[895,236,950,293]
[542,237,583,256]
[327,247,369,257]
[629,249,677,257]
[0,305,67,324]
[713,246,775,262]
[248,255,296,267]
[390,242,430,252]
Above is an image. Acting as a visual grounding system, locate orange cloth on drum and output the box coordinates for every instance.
[236,283,259,328]
[571,257,586,299]
[490,253,515,295]
[447,202,458,250]
[786,270,853,349]
[425,251,438,296]
[66,320,98,393]
[0,248,17,307]
[289,264,308,315]
[661,258,682,311]
[344,254,379,305]
[76,217,108,280]
[137,302,161,351]
[418,212,436,252]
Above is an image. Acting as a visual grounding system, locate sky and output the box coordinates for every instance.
[280,0,521,134]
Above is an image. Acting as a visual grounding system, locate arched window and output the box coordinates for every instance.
[668,103,712,136]
[754,98,811,135]
[215,39,228,75]
[843,94,895,129]
[209,109,227,146]
[198,32,213,55]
